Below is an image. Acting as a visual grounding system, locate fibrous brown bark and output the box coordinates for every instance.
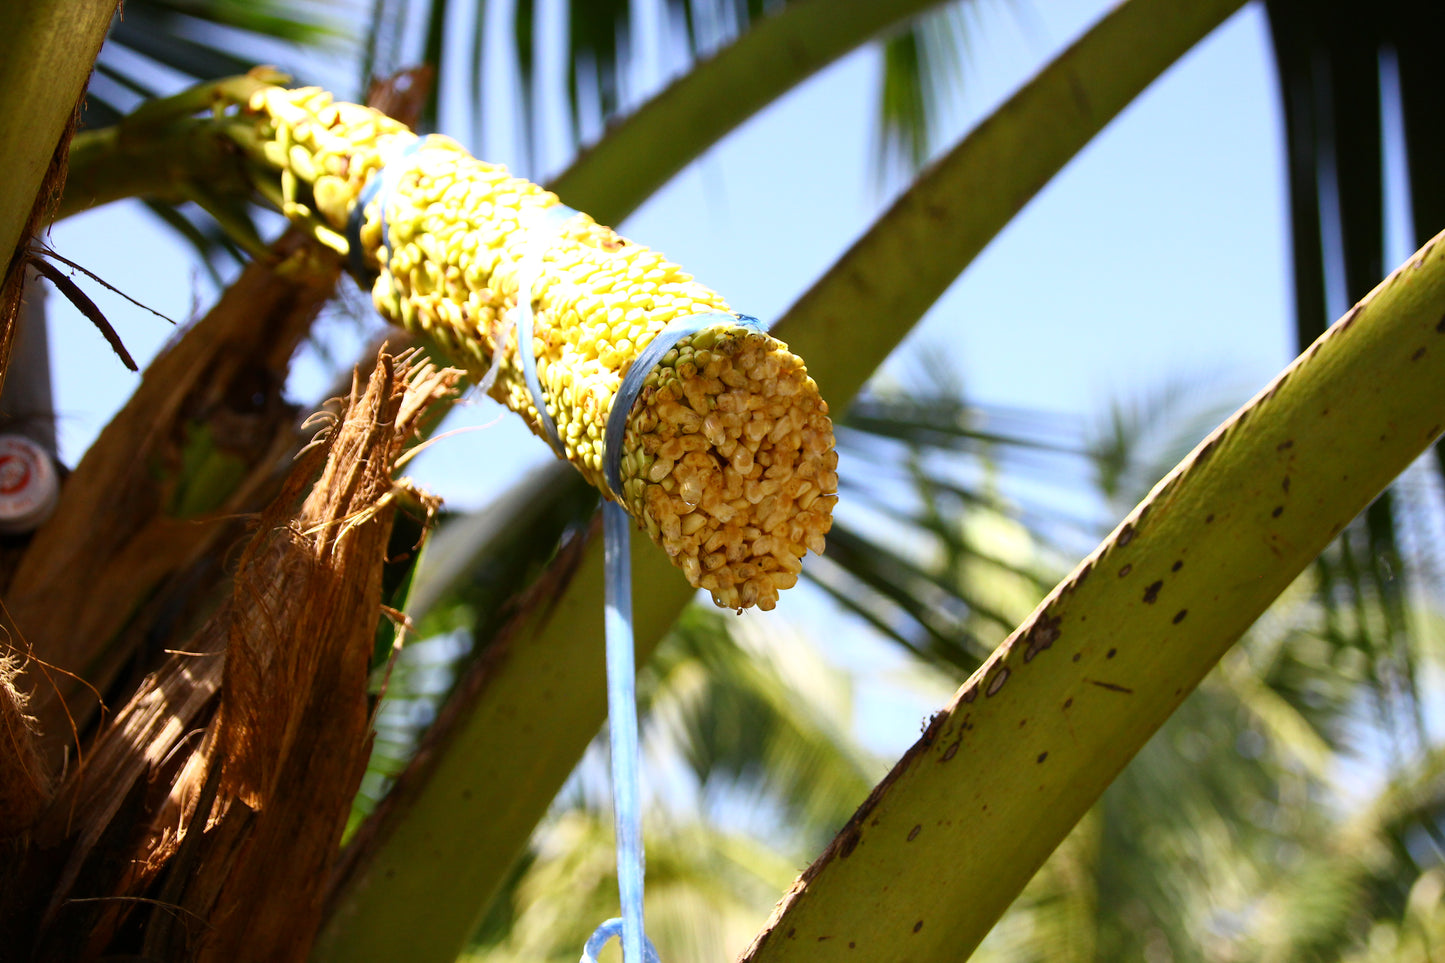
[6,231,342,764]
[14,349,457,961]
[166,353,456,963]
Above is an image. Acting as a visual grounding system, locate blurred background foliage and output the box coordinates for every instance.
[62,0,1445,959]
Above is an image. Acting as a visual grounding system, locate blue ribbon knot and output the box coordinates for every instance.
[345,137,426,282]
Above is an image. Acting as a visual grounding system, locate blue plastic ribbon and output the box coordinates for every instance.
[505,219,764,963]
[590,311,761,963]
[345,137,426,282]
[601,311,763,499]
[602,496,647,963]
[513,204,579,455]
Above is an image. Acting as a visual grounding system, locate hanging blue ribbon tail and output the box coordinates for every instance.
[600,499,653,962]
[581,313,766,963]
[581,917,662,963]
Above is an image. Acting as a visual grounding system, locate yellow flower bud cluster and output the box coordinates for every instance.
[238,85,837,610]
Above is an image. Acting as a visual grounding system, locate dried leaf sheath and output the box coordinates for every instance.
[6,228,339,760]
[237,85,838,611]
[17,351,458,961]
[186,354,454,962]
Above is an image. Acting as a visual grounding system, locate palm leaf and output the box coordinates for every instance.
[643,607,881,847]
[1247,747,1445,961]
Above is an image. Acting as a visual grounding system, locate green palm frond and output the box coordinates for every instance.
[875,3,974,183]
[388,0,979,178]
[88,0,344,124]
[1090,371,1439,768]
[972,597,1348,963]
[814,361,1084,675]
[643,607,882,849]
[1245,746,1445,962]
[466,809,799,963]
[1088,376,1240,515]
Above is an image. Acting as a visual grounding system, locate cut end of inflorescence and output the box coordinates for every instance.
[620,323,837,612]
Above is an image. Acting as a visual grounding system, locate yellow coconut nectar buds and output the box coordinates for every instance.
[239,84,837,611]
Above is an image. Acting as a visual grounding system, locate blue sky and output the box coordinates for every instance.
[43,2,1325,755]
[48,2,1298,486]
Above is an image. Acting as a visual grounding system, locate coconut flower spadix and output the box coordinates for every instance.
[239,85,837,611]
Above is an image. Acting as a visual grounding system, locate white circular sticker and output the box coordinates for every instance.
[0,434,58,533]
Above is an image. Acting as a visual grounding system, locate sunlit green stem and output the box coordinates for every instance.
[57,74,280,221]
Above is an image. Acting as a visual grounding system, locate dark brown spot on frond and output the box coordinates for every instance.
[1089,679,1133,694]
[1173,609,1188,624]
[1024,614,1062,662]
[1272,505,1284,518]
[1142,580,1163,604]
